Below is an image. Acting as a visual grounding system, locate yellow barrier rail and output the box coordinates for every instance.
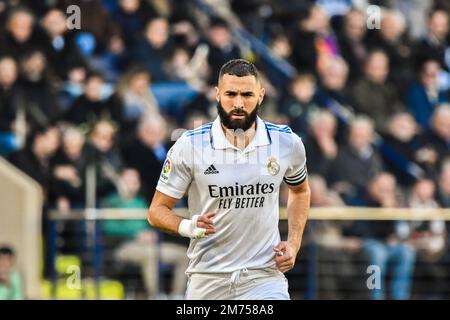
[49,207,450,221]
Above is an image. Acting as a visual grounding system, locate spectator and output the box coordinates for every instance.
[381,112,427,185]
[408,178,440,208]
[17,50,61,130]
[0,246,23,300]
[289,5,338,74]
[163,44,210,91]
[305,110,338,182]
[102,168,188,299]
[358,172,416,300]
[407,179,447,298]
[419,104,450,173]
[315,55,353,141]
[50,126,88,212]
[40,8,86,81]
[331,116,383,204]
[337,9,368,83]
[260,31,295,90]
[112,0,157,48]
[406,59,448,129]
[279,73,319,135]
[413,9,449,72]
[366,9,413,89]
[269,33,294,65]
[349,50,405,132]
[0,7,42,58]
[57,64,89,112]
[316,55,350,107]
[85,120,123,201]
[121,115,168,201]
[8,125,60,195]
[64,72,122,127]
[206,18,241,84]
[110,66,160,139]
[130,16,173,81]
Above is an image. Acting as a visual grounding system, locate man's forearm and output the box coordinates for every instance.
[148,204,184,236]
[286,184,311,253]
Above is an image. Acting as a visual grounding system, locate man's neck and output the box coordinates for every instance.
[221,121,257,151]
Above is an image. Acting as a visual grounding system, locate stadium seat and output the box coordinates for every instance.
[74,32,96,56]
[0,133,18,157]
[47,279,82,300]
[40,279,53,300]
[83,278,125,300]
[55,255,81,275]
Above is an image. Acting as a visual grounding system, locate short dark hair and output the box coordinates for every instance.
[218,59,259,82]
[85,71,104,83]
[291,72,316,85]
[210,17,228,29]
[7,6,35,25]
[0,246,15,257]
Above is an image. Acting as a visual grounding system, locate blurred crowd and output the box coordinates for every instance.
[1,0,450,299]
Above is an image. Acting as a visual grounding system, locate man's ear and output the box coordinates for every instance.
[215,86,220,102]
[259,87,265,104]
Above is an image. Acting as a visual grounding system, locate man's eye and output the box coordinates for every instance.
[242,93,253,97]
[226,92,236,96]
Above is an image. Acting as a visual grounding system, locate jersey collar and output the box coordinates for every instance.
[210,116,271,151]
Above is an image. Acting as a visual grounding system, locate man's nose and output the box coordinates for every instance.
[233,95,244,108]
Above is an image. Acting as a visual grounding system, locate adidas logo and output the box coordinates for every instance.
[204,164,219,175]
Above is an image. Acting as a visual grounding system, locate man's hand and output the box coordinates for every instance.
[274,241,297,273]
[54,166,81,186]
[178,211,216,239]
[195,212,216,235]
[56,197,70,215]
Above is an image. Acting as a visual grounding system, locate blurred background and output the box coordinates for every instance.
[0,0,450,300]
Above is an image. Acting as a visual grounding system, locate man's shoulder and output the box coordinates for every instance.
[262,120,305,150]
[262,120,293,135]
[169,122,213,153]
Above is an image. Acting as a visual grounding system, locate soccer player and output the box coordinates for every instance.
[148,59,310,300]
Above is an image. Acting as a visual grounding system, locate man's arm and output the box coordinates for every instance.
[274,180,310,273]
[286,179,310,253]
[148,191,216,237]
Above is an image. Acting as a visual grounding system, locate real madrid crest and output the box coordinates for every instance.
[267,157,280,176]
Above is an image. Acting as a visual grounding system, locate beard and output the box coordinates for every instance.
[217,100,259,132]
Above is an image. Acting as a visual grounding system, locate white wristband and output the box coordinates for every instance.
[178,215,207,239]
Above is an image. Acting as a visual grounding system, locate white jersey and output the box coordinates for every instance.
[156,116,307,274]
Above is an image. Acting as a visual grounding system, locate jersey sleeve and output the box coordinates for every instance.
[283,133,308,186]
[156,134,194,199]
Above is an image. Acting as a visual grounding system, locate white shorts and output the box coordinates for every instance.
[185,268,290,300]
